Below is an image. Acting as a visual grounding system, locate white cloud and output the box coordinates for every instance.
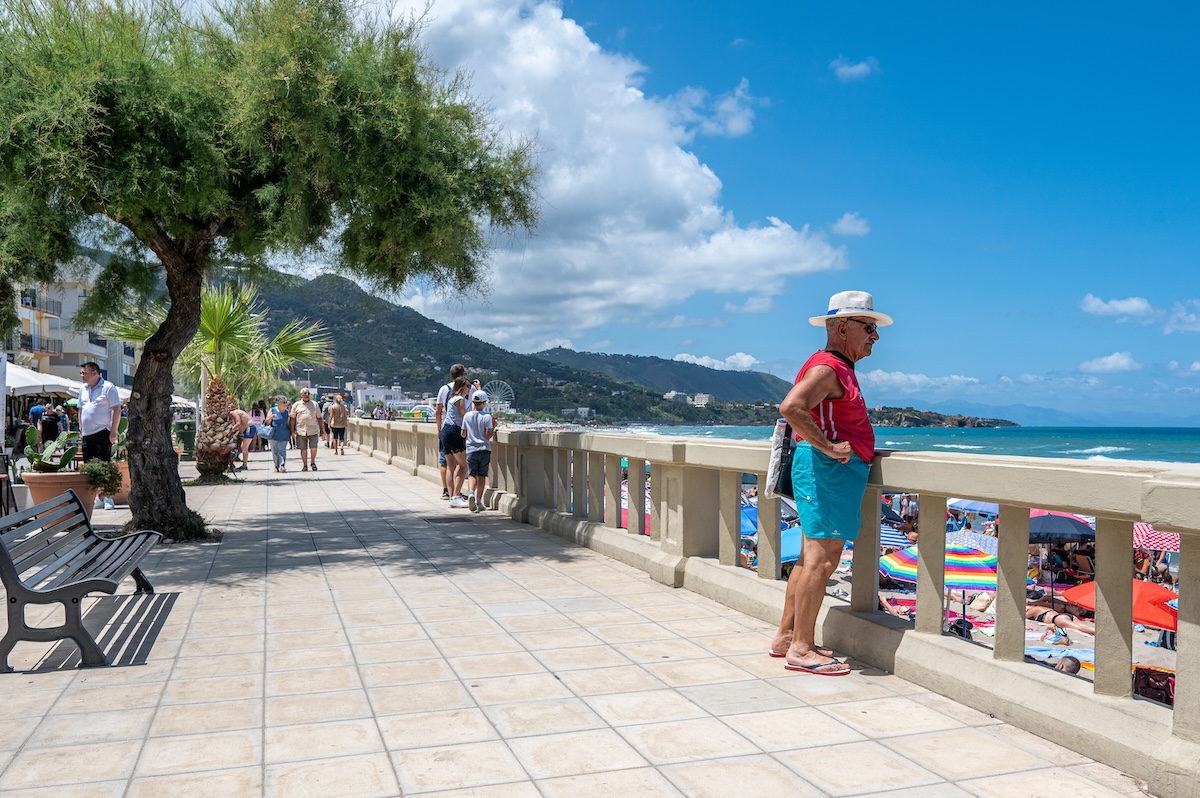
[1165,300,1200,333]
[1191,361,1200,373]
[648,315,719,329]
[390,0,845,352]
[831,212,870,236]
[1079,293,1155,319]
[1078,352,1142,373]
[830,56,879,82]
[858,370,980,393]
[665,78,763,141]
[722,296,773,314]
[675,352,761,371]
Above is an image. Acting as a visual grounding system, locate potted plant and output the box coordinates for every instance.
[19,427,100,516]
[81,458,123,505]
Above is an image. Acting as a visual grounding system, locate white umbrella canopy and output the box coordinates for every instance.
[5,362,82,397]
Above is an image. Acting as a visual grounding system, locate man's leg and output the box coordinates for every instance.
[309,436,317,469]
[786,537,847,667]
[439,447,449,497]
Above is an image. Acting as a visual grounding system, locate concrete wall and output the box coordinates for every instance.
[348,419,1200,798]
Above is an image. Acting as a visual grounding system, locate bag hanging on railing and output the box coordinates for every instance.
[764,419,794,499]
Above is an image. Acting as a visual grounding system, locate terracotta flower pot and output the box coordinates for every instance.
[110,460,131,506]
[21,471,100,519]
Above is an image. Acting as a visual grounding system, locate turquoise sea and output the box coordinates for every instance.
[621,425,1200,464]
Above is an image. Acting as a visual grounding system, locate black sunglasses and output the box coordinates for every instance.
[845,318,878,334]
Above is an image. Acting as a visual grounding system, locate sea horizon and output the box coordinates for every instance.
[610,424,1200,465]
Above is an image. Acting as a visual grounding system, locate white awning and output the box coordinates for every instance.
[5,362,82,397]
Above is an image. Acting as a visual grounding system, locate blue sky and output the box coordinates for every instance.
[390,1,1200,424]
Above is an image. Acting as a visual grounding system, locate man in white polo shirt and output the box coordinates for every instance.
[78,361,122,463]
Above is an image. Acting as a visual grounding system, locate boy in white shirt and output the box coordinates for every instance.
[460,390,496,513]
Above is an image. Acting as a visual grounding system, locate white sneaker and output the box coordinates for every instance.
[468,496,477,512]
[449,496,467,508]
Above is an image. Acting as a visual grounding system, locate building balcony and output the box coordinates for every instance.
[88,332,108,350]
[7,332,64,355]
[124,344,136,359]
[19,293,62,316]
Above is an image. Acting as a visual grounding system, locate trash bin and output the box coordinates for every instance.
[173,419,196,461]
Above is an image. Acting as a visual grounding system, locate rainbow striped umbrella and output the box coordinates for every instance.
[879,543,999,592]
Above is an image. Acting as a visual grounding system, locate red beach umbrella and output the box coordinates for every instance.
[1061,580,1179,632]
[1133,522,1180,553]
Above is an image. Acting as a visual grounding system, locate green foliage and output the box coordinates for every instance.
[23,428,78,472]
[113,417,129,460]
[102,281,331,401]
[81,458,123,494]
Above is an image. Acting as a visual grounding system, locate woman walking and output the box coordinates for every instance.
[266,396,291,473]
[439,377,471,507]
[327,394,349,455]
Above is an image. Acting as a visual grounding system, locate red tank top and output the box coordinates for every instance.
[794,350,875,464]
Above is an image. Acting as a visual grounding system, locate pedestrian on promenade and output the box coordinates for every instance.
[78,362,122,463]
[769,290,892,676]
[439,376,471,508]
[249,400,266,452]
[229,405,253,471]
[327,394,349,455]
[290,388,325,472]
[266,396,291,472]
[461,389,496,512]
[435,364,466,500]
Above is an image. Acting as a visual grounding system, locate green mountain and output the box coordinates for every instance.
[532,348,793,404]
[256,273,779,422]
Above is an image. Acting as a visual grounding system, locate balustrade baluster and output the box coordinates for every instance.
[717,471,741,567]
[850,487,880,612]
[994,503,1030,661]
[915,493,948,635]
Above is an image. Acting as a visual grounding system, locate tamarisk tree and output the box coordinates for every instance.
[0,0,538,537]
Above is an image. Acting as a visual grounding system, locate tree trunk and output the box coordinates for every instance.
[127,245,206,539]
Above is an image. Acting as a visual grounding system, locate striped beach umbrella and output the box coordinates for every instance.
[879,543,1000,592]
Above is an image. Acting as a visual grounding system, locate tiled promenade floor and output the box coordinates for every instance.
[0,449,1152,797]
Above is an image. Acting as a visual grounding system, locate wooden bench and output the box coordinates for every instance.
[0,490,162,671]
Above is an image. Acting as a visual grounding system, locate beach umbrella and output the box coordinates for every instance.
[1133,522,1179,553]
[879,526,912,550]
[1061,580,1178,632]
[949,498,1000,515]
[879,543,999,592]
[881,505,904,525]
[1028,509,1095,544]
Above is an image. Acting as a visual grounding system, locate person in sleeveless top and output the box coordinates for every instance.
[768,291,893,677]
[327,394,349,455]
[434,364,466,499]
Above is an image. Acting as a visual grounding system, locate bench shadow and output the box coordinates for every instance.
[28,592,179,672]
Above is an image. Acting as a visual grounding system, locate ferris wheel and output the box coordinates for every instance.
[481,380,516,409]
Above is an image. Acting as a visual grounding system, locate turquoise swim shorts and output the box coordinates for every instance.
[791,442,870,541]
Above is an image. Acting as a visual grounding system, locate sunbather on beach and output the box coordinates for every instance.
[1025,605,1096,635]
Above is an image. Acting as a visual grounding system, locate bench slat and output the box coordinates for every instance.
[11,519,91,575]
[0,494,81,543]
[52,535,144,588]
[5,504,85,561]
[22,535,100,590]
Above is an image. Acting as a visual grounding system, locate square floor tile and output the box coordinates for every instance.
[678,680,801,716]
[723,706,865,751]
[662,754,825,798]
[484,698,604,738]
[539,767,684,798]
[378,708,497,749]
[641,659,755,688]
[775,741,943,796]
[448,652,545,679]
[583,689,707,726]
[393,741,529,793]
[0,740,140,790]
[532,645,632,672]
[266,718,384,764]
[508,728,647,779]
[266,752,400,798]
[959,766,1131,798]
[265,690,372,726]
[465,674,574,705]
[267,665,362,696]
[128,766,263,798]
[149,700,262,737]
[617,718,759,765]
[359,659,455,688]
[136,729,261,776]
[820,696,964,739]
[368,681,476,715]
[554,665,667,696]
[886,727,1046,780]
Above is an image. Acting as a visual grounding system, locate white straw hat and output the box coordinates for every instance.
[808,290,894,327]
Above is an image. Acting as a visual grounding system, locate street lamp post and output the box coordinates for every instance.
[335,375,344,390]
[303,368,313,388]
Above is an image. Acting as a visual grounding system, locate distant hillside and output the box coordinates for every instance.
[532,348,793,404]
[869,406,1017,428]
[255,273,774,423]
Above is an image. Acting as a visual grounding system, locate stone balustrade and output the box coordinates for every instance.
[348,418,1200,798]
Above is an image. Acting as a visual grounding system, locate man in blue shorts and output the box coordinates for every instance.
[435,363,466,500]
[769,291,892,676]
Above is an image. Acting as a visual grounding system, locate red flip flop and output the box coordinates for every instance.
[784,658,850,676]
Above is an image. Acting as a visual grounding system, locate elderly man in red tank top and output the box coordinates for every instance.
[768,291,893,676]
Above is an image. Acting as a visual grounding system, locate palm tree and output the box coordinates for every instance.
[104,282,332,476]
